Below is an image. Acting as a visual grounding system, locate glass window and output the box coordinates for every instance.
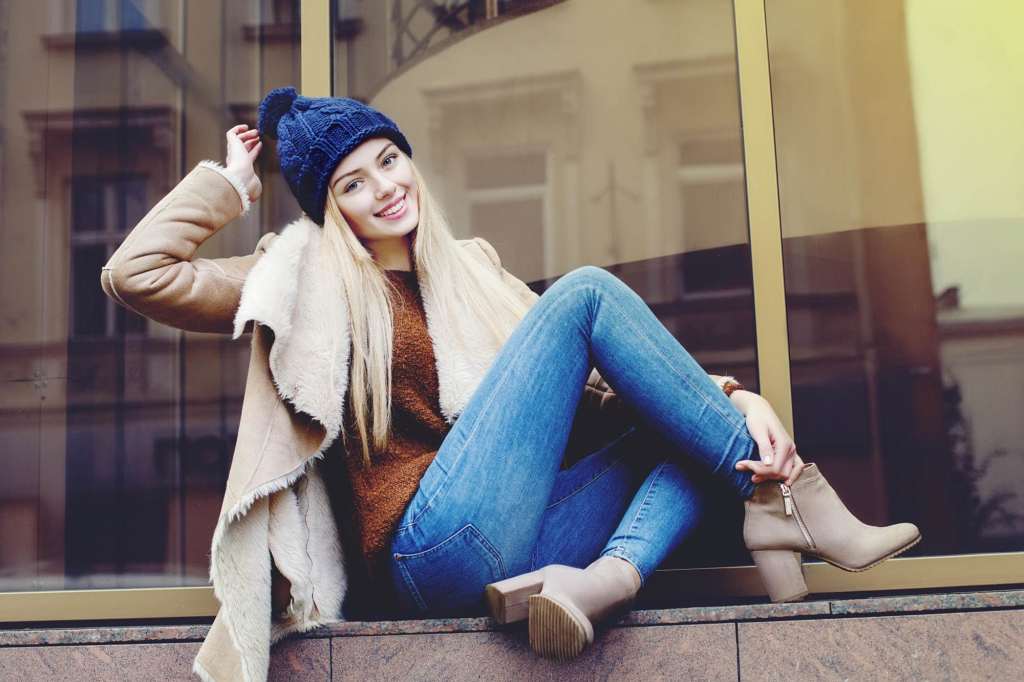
[0,0,299,592]
[767,0,1024,554]
[335,0,758,573]
[74,0,155,32]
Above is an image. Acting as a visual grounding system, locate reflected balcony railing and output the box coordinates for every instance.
[390,0,565,69]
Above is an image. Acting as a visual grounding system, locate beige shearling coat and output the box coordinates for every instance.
[99,161,622,681]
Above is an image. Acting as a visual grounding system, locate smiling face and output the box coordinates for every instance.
[327,137,419,251]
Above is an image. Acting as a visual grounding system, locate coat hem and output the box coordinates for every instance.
[192,659,217,682]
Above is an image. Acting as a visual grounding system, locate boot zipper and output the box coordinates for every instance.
[780,483,815,549]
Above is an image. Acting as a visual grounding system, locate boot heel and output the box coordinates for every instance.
[751,550,808,603]
[485,570,545,624]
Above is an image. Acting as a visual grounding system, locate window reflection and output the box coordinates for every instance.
[767,0,1024,554]
[0,0,298,592]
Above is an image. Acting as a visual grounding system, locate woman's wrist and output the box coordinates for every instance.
[729,389,763,414]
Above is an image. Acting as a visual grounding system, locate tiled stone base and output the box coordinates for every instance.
[738,610,1024,681]
[331,624,736,680]
[0,637,327,682]
[2,590,1022,680]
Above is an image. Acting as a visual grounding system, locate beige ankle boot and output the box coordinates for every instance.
[744,463,921,602]
[485,556,641,660]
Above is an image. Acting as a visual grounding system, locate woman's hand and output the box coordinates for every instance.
[225,124,263,204]
[731,391,805,486]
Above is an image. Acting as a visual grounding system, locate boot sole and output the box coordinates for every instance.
[528,593,594,661]
[812,533,923,573]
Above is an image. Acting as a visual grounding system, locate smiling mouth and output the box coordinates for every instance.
[375,196,406,217]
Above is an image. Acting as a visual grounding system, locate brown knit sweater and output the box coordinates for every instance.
[340,269,450,582]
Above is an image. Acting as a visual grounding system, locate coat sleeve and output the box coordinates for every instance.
[99,160,277,334]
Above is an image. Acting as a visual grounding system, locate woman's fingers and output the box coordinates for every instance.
[735,459,775,478]
[785,453,806,486]
[747,424,775,466]
[736,447,804,484]
[227,126,259,144]
[225,124,262,168]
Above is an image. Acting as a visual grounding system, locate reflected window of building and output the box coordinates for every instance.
[70,174,148,337]
[74,0,156,32]
[677,135,748,293]
[0,0,299,594]
[261,0,298,26]
[466,151,548,284]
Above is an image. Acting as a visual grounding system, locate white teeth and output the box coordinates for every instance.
[377,197,405,217]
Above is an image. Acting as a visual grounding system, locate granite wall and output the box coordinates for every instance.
[1,590,1022,680]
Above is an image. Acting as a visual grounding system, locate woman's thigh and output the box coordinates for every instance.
[387,276,603,615]
[386,426,651,616]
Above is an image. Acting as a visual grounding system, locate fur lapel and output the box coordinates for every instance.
[231,217,503,442]
[232,217,350,450]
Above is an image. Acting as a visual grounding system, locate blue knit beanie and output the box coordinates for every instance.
[257,86,413,226]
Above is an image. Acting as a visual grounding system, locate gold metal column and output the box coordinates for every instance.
[733,0,793,433]
[301,0,332,97]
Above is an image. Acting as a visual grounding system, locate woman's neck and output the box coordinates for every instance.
[368,235,412,271]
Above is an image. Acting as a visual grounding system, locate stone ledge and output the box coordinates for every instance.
[1,588,1021,648]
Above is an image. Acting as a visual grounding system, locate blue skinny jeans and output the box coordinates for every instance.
[386,266,758,617]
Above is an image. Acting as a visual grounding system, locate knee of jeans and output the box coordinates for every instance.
[562,265,617,289]
[556,266,628,304]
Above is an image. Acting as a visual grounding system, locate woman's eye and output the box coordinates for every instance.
[382,153,398,167]
[344,180,360,193]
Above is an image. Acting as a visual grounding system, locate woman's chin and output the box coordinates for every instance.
[381,213,418,237]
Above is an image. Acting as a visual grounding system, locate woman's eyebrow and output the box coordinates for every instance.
[331,144,396,188]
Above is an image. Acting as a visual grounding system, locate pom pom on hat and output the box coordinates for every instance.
[258,86,298,141]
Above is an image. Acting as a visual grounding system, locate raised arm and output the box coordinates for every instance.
[100,125,269,334]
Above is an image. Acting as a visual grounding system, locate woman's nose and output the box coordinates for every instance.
[374,178,397,199]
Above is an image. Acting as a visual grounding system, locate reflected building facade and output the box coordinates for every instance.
[1,0,300,591]
[0,0,1021,606]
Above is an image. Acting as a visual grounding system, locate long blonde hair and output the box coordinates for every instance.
[321,160,530,468]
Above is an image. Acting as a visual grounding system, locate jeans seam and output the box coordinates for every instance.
[544,456,627,510]
[623,461,667,555]
[403,284,595,530]
[394,524,507,579]
[393,524,508,611]
[605,299,745,432]
[396,560,428,612]
[544,427,639,510]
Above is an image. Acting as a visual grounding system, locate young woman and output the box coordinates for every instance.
[101,87,920,679]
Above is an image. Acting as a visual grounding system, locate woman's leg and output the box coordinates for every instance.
[532,430,707,589]
[387,266,755,615]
